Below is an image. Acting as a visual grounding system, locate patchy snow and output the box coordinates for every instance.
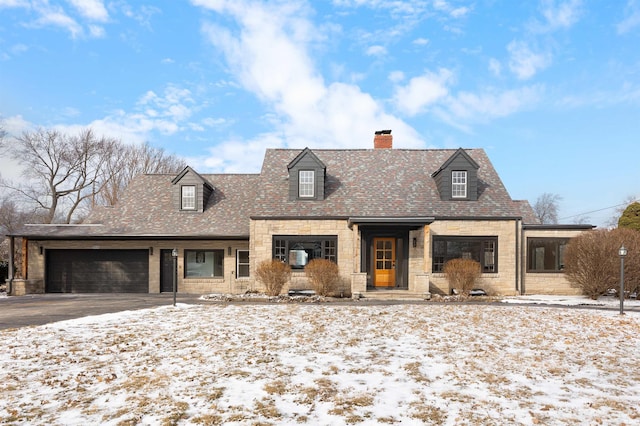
[1,302,640,425]
[502,294,640,308]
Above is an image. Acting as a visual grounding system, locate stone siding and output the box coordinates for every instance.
[25,239,249,294]
[427,220,520,296]
[250,219,354,295]
[522,228,587,295]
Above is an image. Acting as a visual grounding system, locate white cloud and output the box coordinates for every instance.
[489,58,502,76]
[366,45,387,57]
[388,70,405,83]
[507,40,551,80]
[88,24,105,38]
[190,0,425,171]
[31,4,83,38]
[539,0,582,31]
[445,85,543,121]
[392,69,453,116]
[617,0,640,34]
[66,0,109,22]
[412,37,429,46]
[433,0,470,18]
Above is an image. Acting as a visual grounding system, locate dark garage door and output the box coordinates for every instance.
[46,249,149,293]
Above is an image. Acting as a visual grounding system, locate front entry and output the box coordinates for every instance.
[160,249,176,293]
[373,237,396,287]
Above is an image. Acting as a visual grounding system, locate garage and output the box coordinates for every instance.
[46,250,149,293]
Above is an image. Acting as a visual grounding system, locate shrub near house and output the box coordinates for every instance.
[443,258,482,296]
[564,228,640,299]
[255,260,292,296]
[304,259,340,297]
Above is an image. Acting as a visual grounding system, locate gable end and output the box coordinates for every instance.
[287,148,326,201]
[432,148,480,201]
[171,166,214,212]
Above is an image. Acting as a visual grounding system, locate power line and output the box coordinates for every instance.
[560,199,639,220]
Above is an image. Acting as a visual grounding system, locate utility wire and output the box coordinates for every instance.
[559,199,639,220]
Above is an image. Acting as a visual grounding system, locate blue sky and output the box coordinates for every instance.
[1,0,639,227]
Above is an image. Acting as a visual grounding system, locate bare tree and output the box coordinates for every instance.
[0,196,45,281]
[2,128,118,223]
[95,142,185,207]
[532,193,562,224]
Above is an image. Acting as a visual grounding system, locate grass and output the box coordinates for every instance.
[1,304,639,425]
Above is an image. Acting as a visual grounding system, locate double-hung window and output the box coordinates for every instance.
[299,170,315,198]
[236,250,250,278]
[273,236,337,269]
[451,171,467,198]
[433,236,498,273]
[181,185,196,210]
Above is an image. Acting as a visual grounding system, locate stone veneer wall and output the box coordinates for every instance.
[522,228,586,295]
[25,239,249,294]
[250,219,354,295]
[427,220,520,296]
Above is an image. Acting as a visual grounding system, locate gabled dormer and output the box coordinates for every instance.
[287,148,326,201]
[171,166,214,212]
[431,148,480,201]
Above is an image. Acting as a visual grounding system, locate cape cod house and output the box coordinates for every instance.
[6,130,593,297]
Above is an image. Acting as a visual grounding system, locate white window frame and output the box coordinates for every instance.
[181,185,196,210]
[236,250,250,279]
[451,171,467,198]
[299,170,315,198]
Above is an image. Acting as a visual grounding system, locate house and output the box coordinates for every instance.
[6,130,593,297]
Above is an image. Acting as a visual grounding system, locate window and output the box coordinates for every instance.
[299,170,315,198]
[236,250,250,278]
[432,236,498,273]
[451,171,467,198]
[184,249,223,278]
[527,238,569,272]
[273,236,337,269]
[181,185,196,210]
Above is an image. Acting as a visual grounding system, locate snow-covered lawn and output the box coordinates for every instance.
[1,302,640,425]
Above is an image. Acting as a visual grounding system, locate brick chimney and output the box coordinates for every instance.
[374,129,392,149]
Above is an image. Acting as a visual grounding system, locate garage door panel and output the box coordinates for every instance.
[46,250,149,293]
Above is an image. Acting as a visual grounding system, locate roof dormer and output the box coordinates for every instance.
[171,166,214,212]
[432,148,480,201]
[287,148,326,201]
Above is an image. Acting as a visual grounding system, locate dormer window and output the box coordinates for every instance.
[451,171,467,198]
[288,148,326,201]
[299,170,315,198]
[432,148,479,201]
[181,185,196,210]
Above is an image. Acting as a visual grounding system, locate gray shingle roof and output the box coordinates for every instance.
[255,148,531,218]
[15,147,536,238]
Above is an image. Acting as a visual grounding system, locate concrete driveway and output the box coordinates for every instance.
[0,293,204,330]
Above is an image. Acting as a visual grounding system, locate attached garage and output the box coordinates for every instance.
[46,249,149,293]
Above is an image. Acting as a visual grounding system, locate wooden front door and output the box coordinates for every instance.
[374,237,396,287]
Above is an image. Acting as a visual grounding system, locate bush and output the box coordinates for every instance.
[443,258,481,296]
[255,259,291,296]
[564,228,640,299]
[304,258,340,296]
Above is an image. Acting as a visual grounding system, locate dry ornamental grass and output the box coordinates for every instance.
[1,304,639,425]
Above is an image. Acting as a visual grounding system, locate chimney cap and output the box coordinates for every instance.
[374,129,392,135]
